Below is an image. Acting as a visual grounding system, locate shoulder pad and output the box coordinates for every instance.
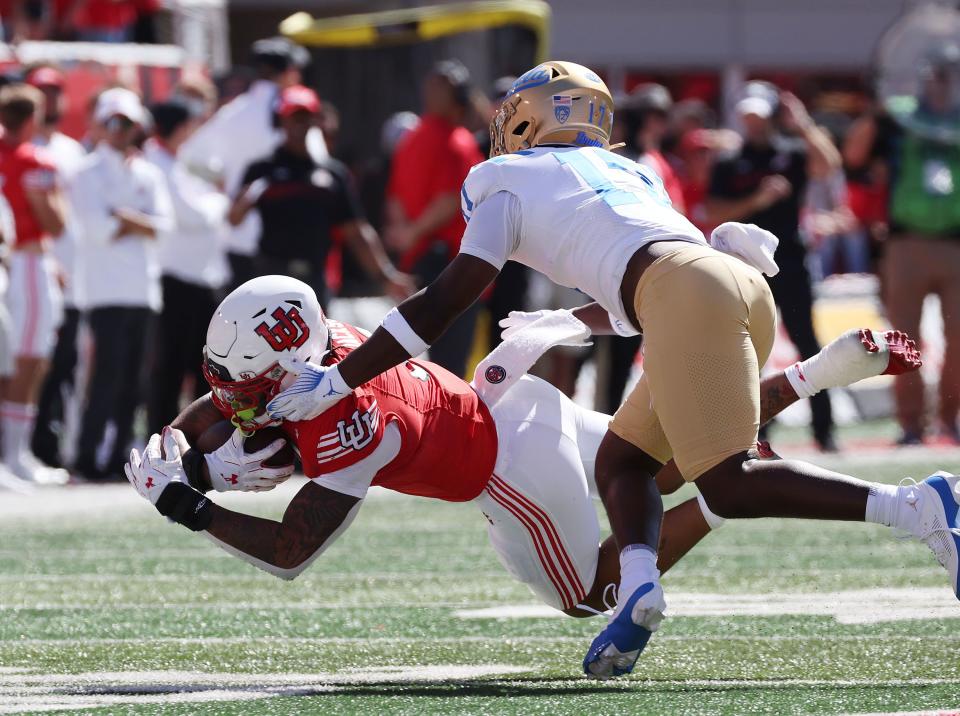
[461,153,528,223]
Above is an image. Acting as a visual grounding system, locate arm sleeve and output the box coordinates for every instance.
[312,421,401,498]
[457,191,521,270]
[143,167,175,234]
[167,166,229,233]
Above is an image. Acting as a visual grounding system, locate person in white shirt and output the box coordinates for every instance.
[26,65,88,469]
[70,88,173,481]
[143,100,229,433]
[179,37,327,290]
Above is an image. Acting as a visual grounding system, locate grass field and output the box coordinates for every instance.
[3,445,960,715]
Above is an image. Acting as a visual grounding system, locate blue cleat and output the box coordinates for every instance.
[582,582,661,680]
[915,472,960,600]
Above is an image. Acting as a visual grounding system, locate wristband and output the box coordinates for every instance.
[155,482,213,532]
[181,447,209,492]
[381,307,430,357]
[609,312,641,338]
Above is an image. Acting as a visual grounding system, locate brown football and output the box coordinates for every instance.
[195,420,296,467]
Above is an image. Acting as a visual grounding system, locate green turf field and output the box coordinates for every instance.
[2,449,960,714]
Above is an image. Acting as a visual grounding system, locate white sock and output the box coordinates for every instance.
[696,492,726,529]
[1,402,35,465]
[865,482,921,532]
[619,544,659,595]
[785,329,890,399]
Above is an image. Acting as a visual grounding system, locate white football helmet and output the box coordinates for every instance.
[203,275,328,433]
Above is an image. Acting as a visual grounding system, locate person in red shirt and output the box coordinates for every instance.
[0,84,68,485]
[620,84,686,213]
[124,276,923,626]
[384,60,484,377]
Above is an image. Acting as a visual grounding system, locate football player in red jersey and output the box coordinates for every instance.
[125,275,923,629]
[0,84,69,486]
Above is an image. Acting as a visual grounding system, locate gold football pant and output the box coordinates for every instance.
[610,243,777,480]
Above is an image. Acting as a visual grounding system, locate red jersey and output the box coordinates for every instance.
[0,138,57,246]
[387,114,483,271]
[283,320,498,502]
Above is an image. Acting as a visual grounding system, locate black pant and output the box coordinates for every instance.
[227,252,256,293]
[148,276,217,434]
[601,334,644,416]
[32,307,81,467]
[75,306,154,480]
[766,249,834,443]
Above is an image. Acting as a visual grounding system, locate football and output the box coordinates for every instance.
[195,420,296,468]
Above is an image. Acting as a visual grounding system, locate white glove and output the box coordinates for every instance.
[266,356,351,422]
[204,427,294,493]
[125,428,187,505]
[710,222,780,276]
[498,309,552,341]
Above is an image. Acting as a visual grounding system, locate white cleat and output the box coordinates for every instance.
[0,462,35,494]
[6,452,69,486]
[910,472,960,600]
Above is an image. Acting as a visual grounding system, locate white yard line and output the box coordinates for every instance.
[1,635,958,649]
[455,587,960,624]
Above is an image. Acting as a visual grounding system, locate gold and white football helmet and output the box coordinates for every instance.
[490,61,615,157]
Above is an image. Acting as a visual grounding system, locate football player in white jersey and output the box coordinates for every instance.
[264,62,960,679]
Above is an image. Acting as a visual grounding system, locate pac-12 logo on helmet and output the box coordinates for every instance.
[553,95,572,123]
[255,307,310,352]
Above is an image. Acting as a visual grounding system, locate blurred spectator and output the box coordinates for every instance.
[229,85,412,309]
[804,169,863,277]
[845,47,960,444]
[706,86,842,451]
[0,83,68,484]
[172,76,218,122]
[59,0,139,42]
[181,37,327,292]
[677,129,720,236]
[621,83,685,212]
[0,189,20,490]
[144,100,228,433]
[385,59,484,377]
[71,88,172,481]
[26,66,87,469]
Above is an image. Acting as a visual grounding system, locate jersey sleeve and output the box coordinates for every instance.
[22,153,57,193]
[303,388,386,476]
[457,191,521,270]
[460,156,510,224]
[312,421,401,498]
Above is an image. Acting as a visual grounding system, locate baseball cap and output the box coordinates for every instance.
[276,85,321,117]
[26,67,65,89]
[94,87,150,126]
[251,37,310,73]
[735,96,774,119]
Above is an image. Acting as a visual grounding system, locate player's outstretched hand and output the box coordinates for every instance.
[266,355,351,422]
[205,427,293,492]
[125,428,187,505]
[499,309,553,340]
[867,329,922,376]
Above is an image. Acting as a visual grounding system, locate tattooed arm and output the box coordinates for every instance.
[204,481,361,580]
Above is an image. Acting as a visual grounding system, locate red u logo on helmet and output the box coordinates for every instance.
[254,307,310,352]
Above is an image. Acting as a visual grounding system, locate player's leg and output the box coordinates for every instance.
[477,380,602,613]
[638,250,959,598]
[935,244,960,439]
[1,253,65,483]
[882,237,930,442]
